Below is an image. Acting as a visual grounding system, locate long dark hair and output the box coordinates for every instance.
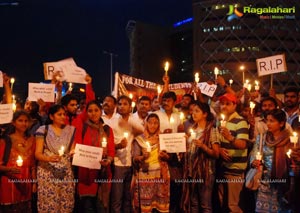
[193,101,214,122]
[45,104,65,125]
[266,109,286,131]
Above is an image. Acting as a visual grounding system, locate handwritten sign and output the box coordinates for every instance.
[64,66,87,84]
[256,54,287,76]
[197,82,217,97]
[72,144,103,169]
[159,133,186,153]
[43,58,87,84]
[28,83,55,102]
[0,104,13,124]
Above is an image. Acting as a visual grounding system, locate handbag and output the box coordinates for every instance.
[245,133,264,190]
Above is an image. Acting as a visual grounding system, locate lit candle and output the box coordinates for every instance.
[194,72,200,83]
[68,83,73,91]
[247,84,252,92]
[131,101,136,109]
[179,112,184,124]
[164,61,169,76]
[58,146,65,156]
[10,77,15,91]
[146,141,151,152]
[129,93,133,99]
[286,149,292,158]
[123,132,129,139]
[12,103,17,112]
[290,132,298,148]
[250,101,256,114]
[255,80,260,91]
[157,85,162,95]
[243,79,249,88]
[220,114,226,127]
[256,151,262,161]
[214,67,219,80]
[16,155,23,167]
[102,137,107,148]
[229,79,233,87]
[169,116,175,124]
[190,129,196,140]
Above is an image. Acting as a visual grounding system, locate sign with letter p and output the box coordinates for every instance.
[256,54,287,76]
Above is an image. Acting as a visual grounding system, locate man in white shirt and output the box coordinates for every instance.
[102,95,118,127]
[110,95,144,213]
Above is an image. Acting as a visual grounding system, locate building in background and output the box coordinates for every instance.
[193,0,300,92]
[127,0,300,93]
[126,18,193,84]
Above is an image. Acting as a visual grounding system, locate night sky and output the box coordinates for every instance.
[0,0,192,100]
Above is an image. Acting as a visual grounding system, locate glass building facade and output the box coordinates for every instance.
[193,0,300,92]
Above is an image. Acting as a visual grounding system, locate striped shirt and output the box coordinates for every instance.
[220,112,249,175]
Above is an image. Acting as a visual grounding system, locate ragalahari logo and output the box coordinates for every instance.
[227,5,244,21]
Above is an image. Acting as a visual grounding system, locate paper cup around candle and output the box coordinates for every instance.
[58,146,65,156]
[146,142,151,152]
[102,138,107,148]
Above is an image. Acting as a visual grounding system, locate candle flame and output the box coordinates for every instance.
[146,141,150,148]
[293,132,297,137]
[229,79,233,85]
[131,101,136,108]
[164,61,169,72]
[255,80,259,86]
[129,93,133,99]
[286,149,292,158]
[221,114,225,120]
[180,112,184,120]
[170,116,175,124]
[10,77,15,84]
[214,67,219,75]
[18,155,22,161]
[157,85,162,94]
[123,132,129,139]
[194,73,200,83]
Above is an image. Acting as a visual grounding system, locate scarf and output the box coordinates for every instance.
[182,120,214,212]
[78,120,107,185]
[265,129,290,179]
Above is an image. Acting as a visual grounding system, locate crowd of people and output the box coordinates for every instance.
[0,71,300,213]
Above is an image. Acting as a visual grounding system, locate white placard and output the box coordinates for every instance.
[0,104,13,124]
[256,54,287,76]
[64,66,87,84]
[43,58,87,84]
[159,133,186,153]
[28,83,55,102]
[72,144,103,169]
[0,71,3,87]
[197,82,217,97]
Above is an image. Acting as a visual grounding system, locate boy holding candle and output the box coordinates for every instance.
[110,95,144,213]
[217,93,249,213]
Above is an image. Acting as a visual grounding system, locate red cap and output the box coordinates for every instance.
[219,93,237,104]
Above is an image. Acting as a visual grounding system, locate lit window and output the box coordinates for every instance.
[232,47,240,52]
[213,27,218,31]
[219,26,224,31]
[182,60,186,63]
[181,37,185,41]
[181,68,185,72]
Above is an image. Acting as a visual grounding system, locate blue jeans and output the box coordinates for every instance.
[110,166,133,213]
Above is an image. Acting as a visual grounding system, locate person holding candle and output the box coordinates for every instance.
[181,101,220,212]
[110,95,144,213]
[132,113,170,213]
[217,93,249,213]
[73,100,115,213]
[250,109,293,212]
[0,110,36,212]
[35,104,75,212]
